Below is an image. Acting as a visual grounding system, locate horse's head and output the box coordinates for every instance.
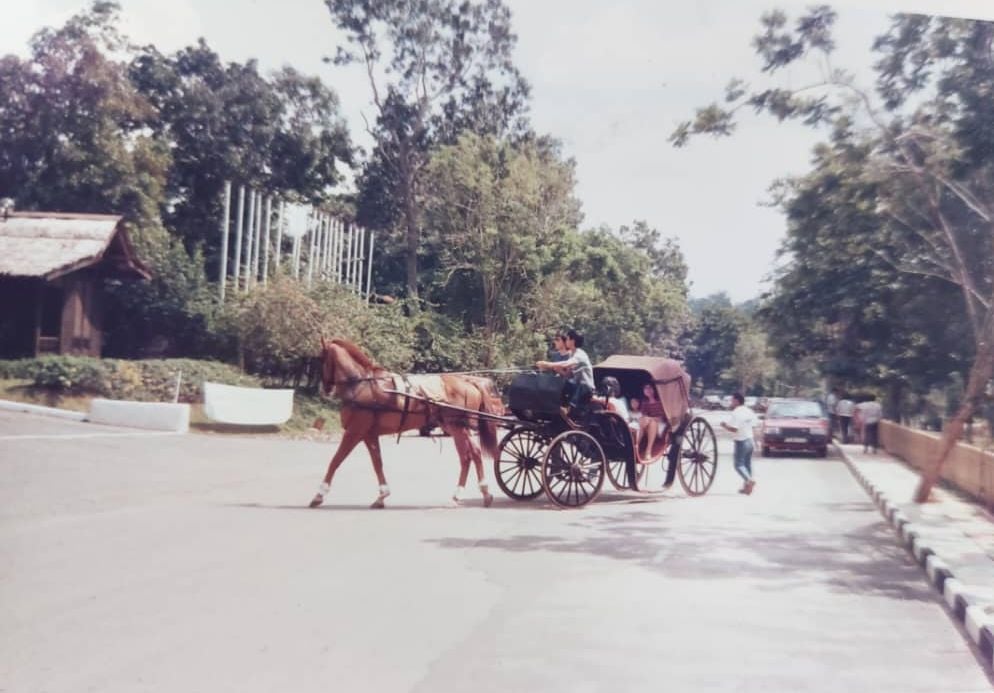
[319,336,336,396]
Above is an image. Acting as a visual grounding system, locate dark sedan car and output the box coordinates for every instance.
[760,399,829,457]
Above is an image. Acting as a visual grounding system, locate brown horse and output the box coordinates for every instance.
[309,338,503,509]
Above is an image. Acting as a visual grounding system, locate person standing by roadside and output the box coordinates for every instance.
[721,392,758,494]
[826,387,840,440]
[836,393,855,444]
[856,395,883,453]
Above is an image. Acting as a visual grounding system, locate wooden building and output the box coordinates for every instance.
[0,212,150,358]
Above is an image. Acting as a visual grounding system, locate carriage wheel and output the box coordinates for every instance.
[541,431,606,508]
[677,417,718,496]
[494,428,546,501]
[607,458,648,491]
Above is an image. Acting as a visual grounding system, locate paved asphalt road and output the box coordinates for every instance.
[1,410,991,693]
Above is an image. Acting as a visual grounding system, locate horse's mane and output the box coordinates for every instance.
[330,338,380,371]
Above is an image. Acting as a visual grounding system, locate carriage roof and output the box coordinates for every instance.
[593,355,691,425]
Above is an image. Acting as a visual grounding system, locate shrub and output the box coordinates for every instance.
[0,356,259,402]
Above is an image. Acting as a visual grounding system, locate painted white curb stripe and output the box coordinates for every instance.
[0,399,86,421]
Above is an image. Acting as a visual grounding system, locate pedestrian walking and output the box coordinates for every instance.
[855,395,883,453]
[721,392,758,494]
[836,394,855,444]
[826,387,840,440]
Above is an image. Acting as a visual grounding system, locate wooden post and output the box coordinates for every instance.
[233,185,245,289]
[219,181,231,302]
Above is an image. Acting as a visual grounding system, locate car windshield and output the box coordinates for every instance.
[767,401,823,419]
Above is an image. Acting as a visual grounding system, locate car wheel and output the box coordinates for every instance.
[817,447,828,458]
[761,446,770,457]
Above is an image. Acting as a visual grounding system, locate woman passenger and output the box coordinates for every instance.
[637,382,666,455]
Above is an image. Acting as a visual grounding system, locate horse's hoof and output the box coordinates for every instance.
[309,494,325,508]
[483,493,494,508]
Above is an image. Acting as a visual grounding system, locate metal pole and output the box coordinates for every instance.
[331,219,342,284]
[233,186,245,289]
[318,214,328,279]
[292,230,301,279]
[244,189,256,293]
[219,181,231,302]
[306,211,315,287]
[323,215,332,277]
[348,223,358,290]
[357,226,366,292]
[365,230,375,301]
[275,200,285,271]
[252,192,262,286]
[262,196,272,285]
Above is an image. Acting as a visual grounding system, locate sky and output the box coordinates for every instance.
[6,0,994,302]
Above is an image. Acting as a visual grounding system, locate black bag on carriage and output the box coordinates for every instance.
[508,372,566,420]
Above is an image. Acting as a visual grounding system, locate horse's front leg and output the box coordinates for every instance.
[309,423,368,508]
[364,433,391,509]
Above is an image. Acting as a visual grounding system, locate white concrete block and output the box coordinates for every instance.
[925,554,950,587]
[88,399,189,433]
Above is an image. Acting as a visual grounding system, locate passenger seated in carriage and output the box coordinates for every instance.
[535,328,594,417]
[634,382,667,455]
[598,375,642,446]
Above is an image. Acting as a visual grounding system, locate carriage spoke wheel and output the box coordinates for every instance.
[677,417,718,496]
[494,428,546,501]
[542,431,606,508]
[607,458,648,491]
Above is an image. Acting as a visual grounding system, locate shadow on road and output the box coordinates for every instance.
[426,503,939,603]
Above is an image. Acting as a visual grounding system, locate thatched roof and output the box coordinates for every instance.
[0,212,150,280]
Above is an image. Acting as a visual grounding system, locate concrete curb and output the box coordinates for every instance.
[0,399,87,422]
[836,442,994,668]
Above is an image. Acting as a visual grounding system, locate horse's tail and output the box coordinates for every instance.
[470,377,502,462]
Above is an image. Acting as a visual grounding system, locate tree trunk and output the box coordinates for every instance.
[404,192,419,300]
[398,144,419,300]
[914,315,994,502]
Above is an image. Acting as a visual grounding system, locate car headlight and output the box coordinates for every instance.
[808,427,822,434]
[765,426,780,435]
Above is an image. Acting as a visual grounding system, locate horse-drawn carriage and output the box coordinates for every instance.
[310,339,716,510]
[493,355,718,508]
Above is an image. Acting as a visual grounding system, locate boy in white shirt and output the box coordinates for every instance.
[721,392,758,494]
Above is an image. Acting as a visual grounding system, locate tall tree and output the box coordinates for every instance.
[685,294,746,390]
[672,8,994,501]
[0,1,168,229]
[326,0,530,298]
[421,133,580,364]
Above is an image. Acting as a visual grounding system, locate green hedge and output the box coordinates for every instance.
[0,356,260,403]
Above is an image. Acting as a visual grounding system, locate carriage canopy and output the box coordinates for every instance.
[593,355,691,427]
